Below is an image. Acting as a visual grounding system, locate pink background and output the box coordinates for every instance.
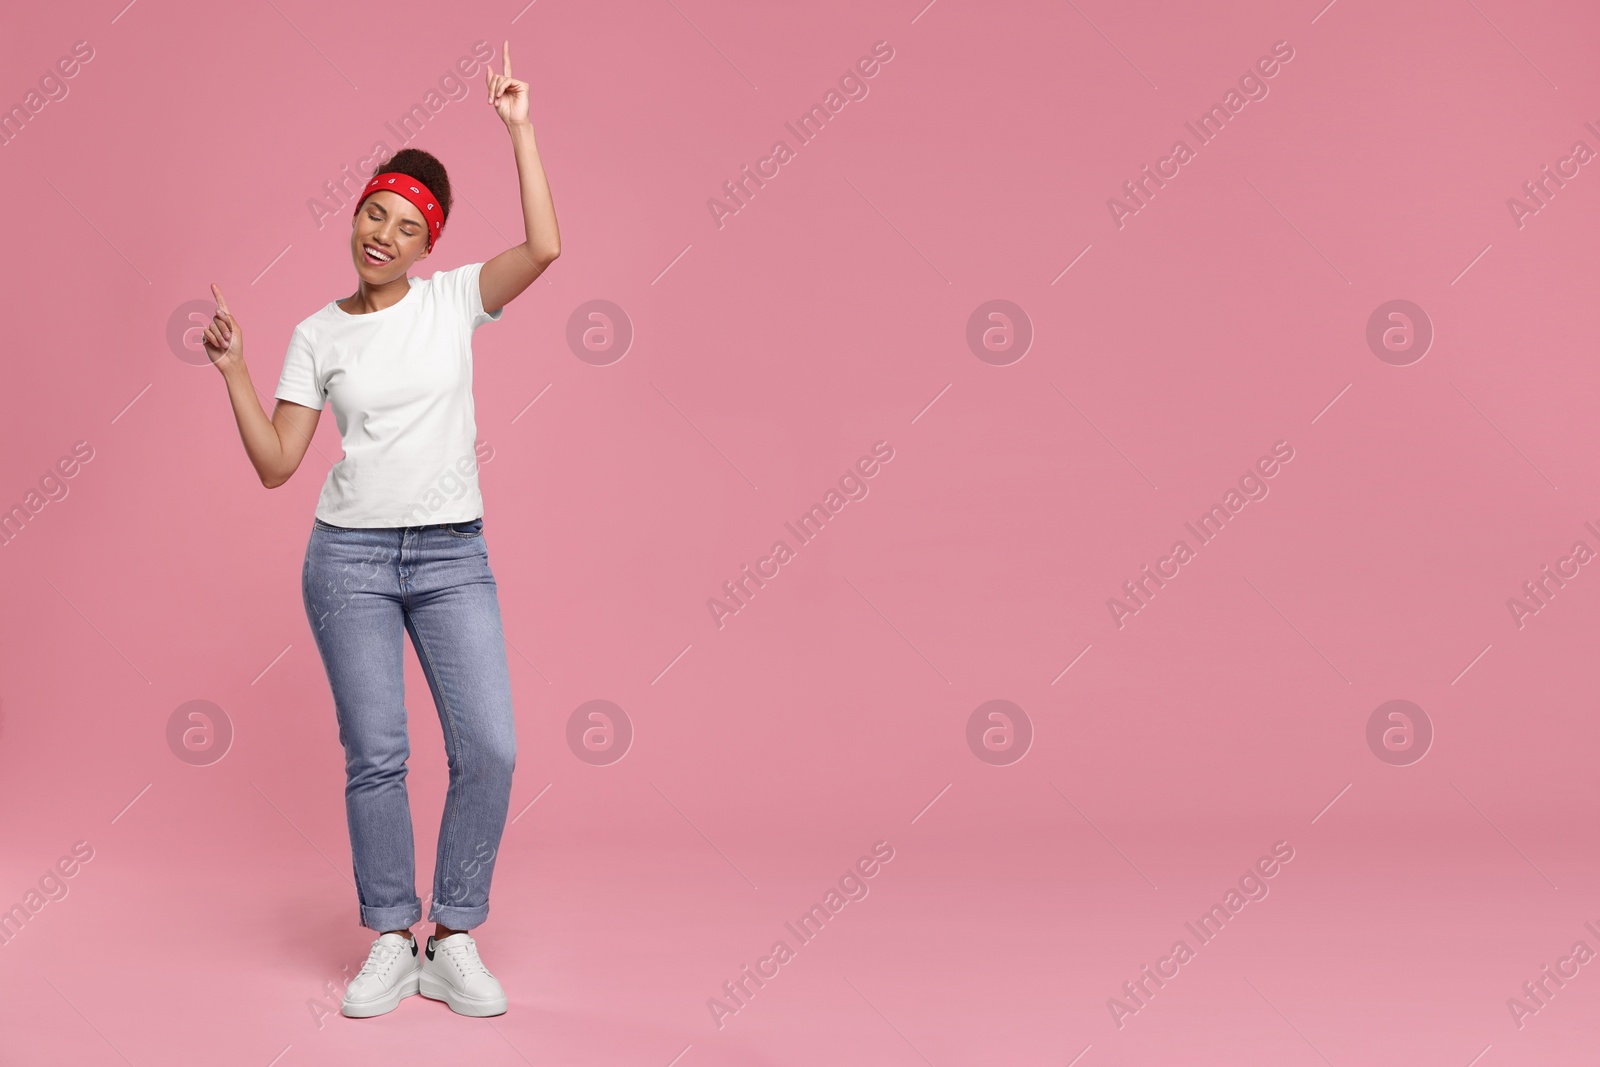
[3,0,1600,1063]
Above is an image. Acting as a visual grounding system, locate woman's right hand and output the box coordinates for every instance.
[202,283,244,372]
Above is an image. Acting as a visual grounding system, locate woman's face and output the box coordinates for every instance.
[350,190,432,279]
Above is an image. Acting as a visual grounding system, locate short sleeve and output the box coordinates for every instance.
[439,261,504,331]
[273,323,325,410]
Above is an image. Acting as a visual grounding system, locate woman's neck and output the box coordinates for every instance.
[339,276,410,315]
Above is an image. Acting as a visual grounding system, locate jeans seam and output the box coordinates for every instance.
[406,613,469,913]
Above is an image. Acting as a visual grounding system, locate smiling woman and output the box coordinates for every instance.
[202,38,559,1023]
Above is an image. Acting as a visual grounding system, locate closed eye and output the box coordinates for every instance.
[366,208,420,235]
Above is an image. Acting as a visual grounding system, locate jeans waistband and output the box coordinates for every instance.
[314,517,482,532]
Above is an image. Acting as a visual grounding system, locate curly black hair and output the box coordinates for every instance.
[369,147,453,227]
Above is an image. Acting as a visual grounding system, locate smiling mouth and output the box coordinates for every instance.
[362,244,395,266]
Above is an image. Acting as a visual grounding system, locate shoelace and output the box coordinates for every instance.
[356,938,405,979]
[441,939,492,978]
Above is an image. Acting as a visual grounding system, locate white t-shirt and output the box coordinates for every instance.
[274,261,503,528]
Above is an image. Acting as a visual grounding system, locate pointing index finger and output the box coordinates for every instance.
[211,282,230,315]
[502,39,511,79]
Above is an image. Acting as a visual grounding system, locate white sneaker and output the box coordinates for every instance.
[419,932,508,1016]
[340,932,420,1018]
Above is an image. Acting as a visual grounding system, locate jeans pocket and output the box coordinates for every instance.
[312,517,345,532]
[445,517,485,538]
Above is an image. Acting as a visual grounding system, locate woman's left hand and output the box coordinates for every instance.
[485,40,530,127]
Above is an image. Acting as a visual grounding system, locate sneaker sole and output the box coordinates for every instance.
[341,970,420,1018]
[419,971,508,1017]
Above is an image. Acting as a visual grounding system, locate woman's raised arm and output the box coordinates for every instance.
[204,282,322,489]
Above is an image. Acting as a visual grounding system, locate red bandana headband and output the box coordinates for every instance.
[355,172,445,249]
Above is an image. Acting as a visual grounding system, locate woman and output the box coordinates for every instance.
[203,41,558,1019]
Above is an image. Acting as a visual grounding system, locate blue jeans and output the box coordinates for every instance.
[301,516,517,932]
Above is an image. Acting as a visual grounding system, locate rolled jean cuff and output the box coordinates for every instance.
[428,901,490,929]
[360,900,422,932]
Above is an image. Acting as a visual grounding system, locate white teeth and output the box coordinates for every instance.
[364,245,393,262]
